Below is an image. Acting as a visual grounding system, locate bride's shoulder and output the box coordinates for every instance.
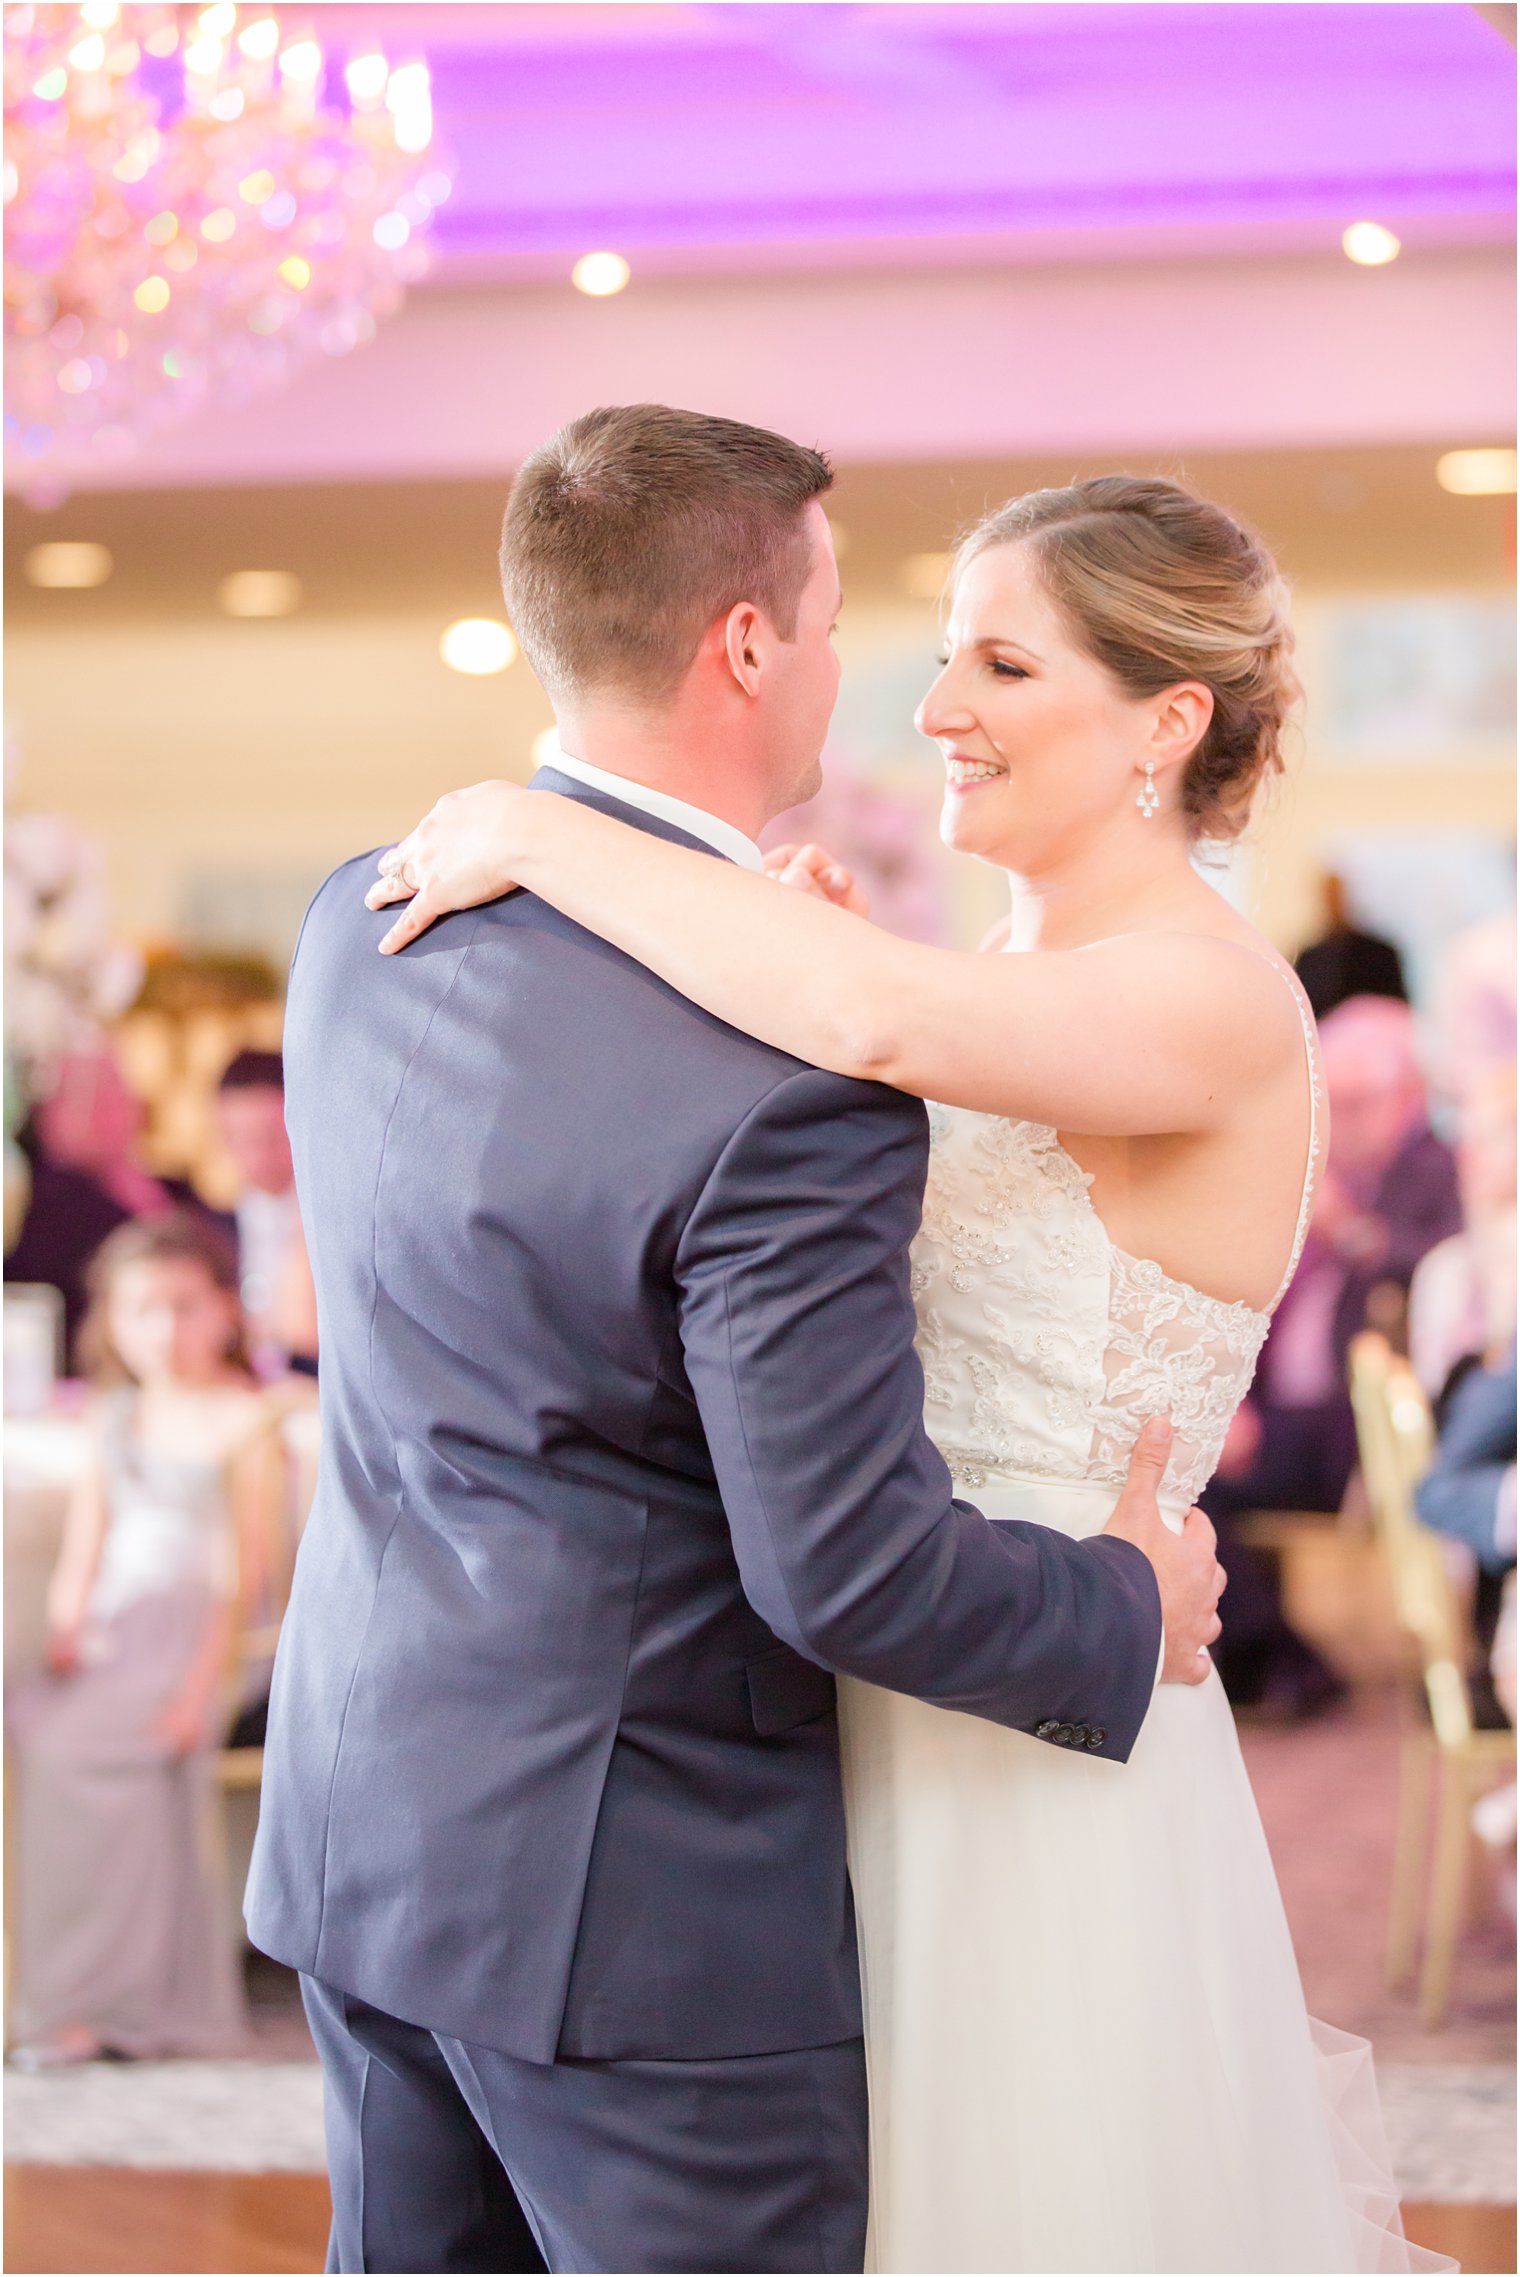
[1076,923,1306,1073]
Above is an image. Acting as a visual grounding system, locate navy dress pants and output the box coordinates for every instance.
[302,1976,869,2275]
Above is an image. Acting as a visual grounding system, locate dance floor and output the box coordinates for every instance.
[4,2168,331,2275]
[3,2168,1514,2275]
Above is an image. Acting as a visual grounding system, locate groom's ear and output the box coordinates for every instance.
[722,601,766,698]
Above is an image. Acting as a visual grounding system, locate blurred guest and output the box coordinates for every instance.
[1419,1336,1518,1861]
[274,1221,319,1366]
[7,1214,268,2065]
[1409,1064,1517,1402]
[1204,996,1461,1714]
[4,1044,177,1362]
[1203,1406,1348,1718]
[1494,1577,1517,1731]
[214,1050,315,1375]
[1415,1343,1516,1577]
[1315,996,1463,1358]
[1293,871,1407,1021]
[4,1118,129,1363]
[1225,995,1460,1507]
[1408,1067,1517,1739]
[35,1042,175,1217]
[1427,904,1517,1121]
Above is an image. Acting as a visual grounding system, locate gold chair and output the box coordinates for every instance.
[1348,1332,1516,2026]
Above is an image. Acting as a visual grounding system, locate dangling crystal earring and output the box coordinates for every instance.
[1137,758,1160,819]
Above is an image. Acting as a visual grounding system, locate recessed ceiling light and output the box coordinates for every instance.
[1436,448,1518,497]
[24,540,113,588]
[900,552,952,600]
[441,617,518,675]
[1342,221,1400,266]
[219,568,302,616]
[571,251,630,298]
[531,726,562,767]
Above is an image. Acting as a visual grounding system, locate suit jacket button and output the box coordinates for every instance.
[1035,1720,1058,1739]
[1054,1723,1076,1745]
[1087,1727,1106,1749]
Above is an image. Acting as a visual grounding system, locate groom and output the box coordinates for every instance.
[246,404,1223,2275]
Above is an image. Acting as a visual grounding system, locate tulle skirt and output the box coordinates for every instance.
[838,1476,1452,2274]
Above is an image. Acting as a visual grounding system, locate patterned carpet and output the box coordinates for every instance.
[5,2060,325,2172]
[5,2053,1513,2200]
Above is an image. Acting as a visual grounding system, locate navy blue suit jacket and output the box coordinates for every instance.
[246,772,1162,2064]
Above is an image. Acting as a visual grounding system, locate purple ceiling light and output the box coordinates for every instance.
[308,2,1516,279]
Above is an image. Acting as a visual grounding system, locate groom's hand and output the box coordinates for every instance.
[763,841,870,917]
[1101,1417,1225,1687]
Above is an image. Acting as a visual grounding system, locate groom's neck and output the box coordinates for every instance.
[553,704,775,842]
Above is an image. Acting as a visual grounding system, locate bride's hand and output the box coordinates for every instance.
[364,781,529,952]
[763,841,870,918]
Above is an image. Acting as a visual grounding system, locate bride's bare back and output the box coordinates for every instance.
[1048,895,1319,1317]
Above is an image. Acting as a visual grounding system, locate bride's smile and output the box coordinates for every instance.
[940,752,1007,788]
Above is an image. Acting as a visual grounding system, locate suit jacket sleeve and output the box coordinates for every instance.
[674,1065,1163,1761]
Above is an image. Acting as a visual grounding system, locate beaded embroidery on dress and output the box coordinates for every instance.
[913,965,1320,1510]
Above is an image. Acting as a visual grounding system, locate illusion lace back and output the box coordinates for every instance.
[913,963,1321,1510]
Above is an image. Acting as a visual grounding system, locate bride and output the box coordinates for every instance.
[367,473,1443,2274]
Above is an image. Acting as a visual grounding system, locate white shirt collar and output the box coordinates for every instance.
[545,749,764,872]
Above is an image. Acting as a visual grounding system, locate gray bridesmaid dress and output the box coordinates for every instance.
[8,1391,250,2057]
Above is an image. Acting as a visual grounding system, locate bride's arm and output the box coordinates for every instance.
[369,781,1292,1137]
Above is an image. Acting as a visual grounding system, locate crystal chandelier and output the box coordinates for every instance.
[3,2,450,494]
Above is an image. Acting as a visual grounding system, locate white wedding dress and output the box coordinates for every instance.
[840,967,1448,2274]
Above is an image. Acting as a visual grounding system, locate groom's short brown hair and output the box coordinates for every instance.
[500,404,833,704]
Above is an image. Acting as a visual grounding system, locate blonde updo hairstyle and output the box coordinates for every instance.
[954,475,1299,842]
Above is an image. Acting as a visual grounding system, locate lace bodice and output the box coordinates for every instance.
[911,973,1320,1511]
